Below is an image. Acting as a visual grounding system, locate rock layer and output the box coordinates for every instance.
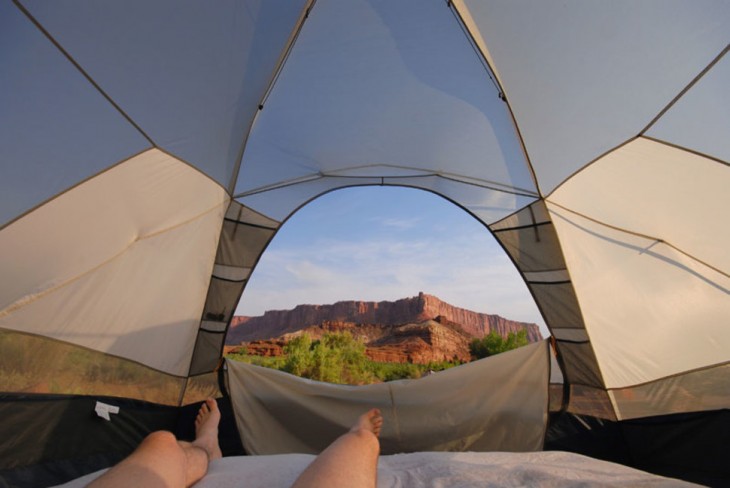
[226,292,542,344]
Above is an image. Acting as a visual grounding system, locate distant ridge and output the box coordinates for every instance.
[226,292,542,345]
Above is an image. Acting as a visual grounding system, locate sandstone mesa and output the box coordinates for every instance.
[226,293,542,364]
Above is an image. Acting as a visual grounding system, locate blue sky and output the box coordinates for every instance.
[236,186,548,337]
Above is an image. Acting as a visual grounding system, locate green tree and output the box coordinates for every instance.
[283,334,313,376]
[322,332,371,383]
[470,329,528,359]
[282,332,375,384]
[503,329,528,351]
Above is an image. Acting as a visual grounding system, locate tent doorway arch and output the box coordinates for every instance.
[234,185,546,335]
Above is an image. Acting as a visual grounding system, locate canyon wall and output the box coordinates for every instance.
[227,292,542,344]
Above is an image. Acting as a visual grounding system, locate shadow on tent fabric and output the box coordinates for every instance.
[0,394,178,487]
[545,409,730,488]
[0,394,244,488]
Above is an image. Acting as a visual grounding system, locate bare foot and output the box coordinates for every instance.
[193,398,222,461]
[351,408,383,438]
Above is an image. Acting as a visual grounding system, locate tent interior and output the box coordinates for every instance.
[1,1,728,486]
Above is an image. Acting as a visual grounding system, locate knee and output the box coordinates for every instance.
[139,430,182,455]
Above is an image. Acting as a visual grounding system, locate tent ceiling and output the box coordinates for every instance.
[646,51,730,163]
[0,0,150,228]
[20,0,308,188]
[456,0,730,194]
[235,0,535,204]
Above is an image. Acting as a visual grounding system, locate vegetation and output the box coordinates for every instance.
[469,329,528,360]
[227,328,531,385]
[226,331,462,385]
[283,332,374,384]
[0,330,220,404]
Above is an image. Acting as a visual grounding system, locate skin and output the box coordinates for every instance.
[88,401,382,488]
[88,398,221,488]
[291,408,383,488]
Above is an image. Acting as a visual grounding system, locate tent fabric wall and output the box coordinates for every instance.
[227,341,550,455]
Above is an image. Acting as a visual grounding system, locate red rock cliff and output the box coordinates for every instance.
[226,293,542,344]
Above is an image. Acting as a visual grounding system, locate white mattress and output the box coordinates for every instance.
[56,451,699,487]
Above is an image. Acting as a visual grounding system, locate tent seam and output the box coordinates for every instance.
[605,360,730,392]
[236,172,539,200]
[447,0,543,197]
[640,135,730,167]
[0,147,150,234]
[547,44,729,198]
[0,201,228,319]
[12,0,156,147]
[639,44,729,136]
[227,0,318,195]
[547,200,729,280]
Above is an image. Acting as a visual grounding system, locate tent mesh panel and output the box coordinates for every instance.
[528,282,585,329]
[555,341,604,389]
[610,362,730,420]
[188,202,280,378]
[0,330,185,406]
[567,384,616,420]
[182,372,221,406]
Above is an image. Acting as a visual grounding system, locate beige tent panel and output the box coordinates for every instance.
[548,203,730,389]
[550,137,729,271]
[0,150,228,375]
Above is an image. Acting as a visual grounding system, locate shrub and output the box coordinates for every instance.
[226,331,464,385]
[470,329,528,359]
[283,334,313,376]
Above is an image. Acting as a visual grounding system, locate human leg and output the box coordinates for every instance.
[87,398,222,488]
[291,409,383,488]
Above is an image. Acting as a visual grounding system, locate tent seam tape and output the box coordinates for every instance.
[0,200,227,319]
[0,147,150,234]
[236,172,539,200]
[546,200,729,279]
[447,0,543,197]
[641,135,730,167]
[639,44,729,135]
[322,162,537,196]
[11,0,156,147]
[228,0,317,195]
